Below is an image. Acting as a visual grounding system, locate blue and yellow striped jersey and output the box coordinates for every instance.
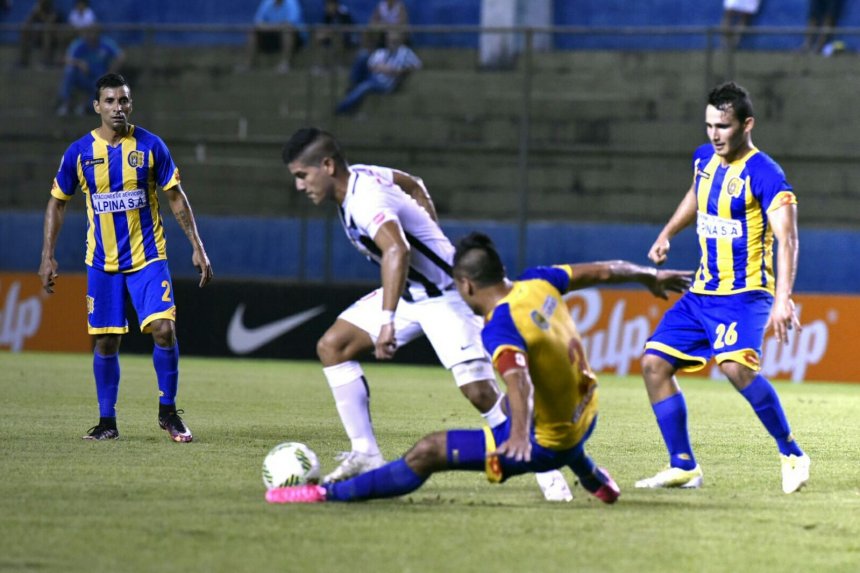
[51,125,181,273]
[690,143,797,295]
[481,265,598,450]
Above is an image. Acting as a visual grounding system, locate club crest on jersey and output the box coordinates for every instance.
[530,310,550,331]
[726,177,744,198]
[127,150,145,168]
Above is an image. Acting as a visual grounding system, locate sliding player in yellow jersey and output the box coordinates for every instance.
[637,82,810,494]
[38,73,213,442]
[266,232,691,504]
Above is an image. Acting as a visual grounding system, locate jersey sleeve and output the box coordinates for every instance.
[351,170,400,239]
[150,135,180,190]
[692,143,714,177]
[481,303,528,369]
[516,265,571,295]
[51,144,80,201]
[750,155,795,213]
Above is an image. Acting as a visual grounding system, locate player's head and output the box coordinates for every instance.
[283,128,348,205]
[705,81,754,162]
[94,73,132,131]
[453,232,507,315]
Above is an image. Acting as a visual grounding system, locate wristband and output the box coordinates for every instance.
[380,310,395,325]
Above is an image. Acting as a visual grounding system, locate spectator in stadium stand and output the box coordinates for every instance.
[368,0,409,45]
[16,0,60,67]
[55,24,124,116]
[39,72,213,443]
[720,0,760,49]
[314,0,356,71]
[803,0,844,54]
[634,82,810,494]
[61,0,96,57]
[264,232,692,506]
[244,0,306,73]
[334,30,420,115]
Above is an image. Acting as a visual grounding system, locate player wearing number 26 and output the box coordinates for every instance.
[38,73,213,443]
[637,82,810,494]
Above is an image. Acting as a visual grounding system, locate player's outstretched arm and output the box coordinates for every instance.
[648,184,698,265]
[38,197,68,294]
[765,202,802,344]
[490,350,533,462]
[392,170,438,222]
[372,220,410,360]
[567,261,693,300]
[164,184,213,288]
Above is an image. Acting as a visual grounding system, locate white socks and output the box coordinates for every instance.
[323,361,380,456]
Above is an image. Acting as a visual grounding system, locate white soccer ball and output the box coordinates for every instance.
[262,442,320,489]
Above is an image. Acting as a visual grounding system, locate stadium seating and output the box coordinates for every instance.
[2,42,860,225]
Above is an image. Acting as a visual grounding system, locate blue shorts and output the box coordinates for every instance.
[447,416,596,483]
[86,259,176,335]
[644,290,772,372]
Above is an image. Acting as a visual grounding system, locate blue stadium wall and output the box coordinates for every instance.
[2,212,858,294]
[4,0,860,49]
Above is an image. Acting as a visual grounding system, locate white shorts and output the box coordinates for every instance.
[723,0,760,14]
[339,287,489,370]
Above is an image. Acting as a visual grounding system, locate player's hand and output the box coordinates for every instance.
[490,436,531,463]
[192,248,213,288]
[648,238,671,266]
[374,323,397,360]
[647,269,693,300]
[766,295,802,344]
[38,257,59,294]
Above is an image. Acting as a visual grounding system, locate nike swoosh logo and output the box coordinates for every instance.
[227,304,326,354]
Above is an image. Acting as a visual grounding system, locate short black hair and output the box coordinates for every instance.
[708,81,754,123]
[453,232,506,288]
[282,127,347,168]
[95,73,129,99]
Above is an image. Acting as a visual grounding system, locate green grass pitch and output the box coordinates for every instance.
[1,352,858,572]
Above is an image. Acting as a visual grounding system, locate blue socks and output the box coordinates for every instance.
[153,343,179,406]
[652,393,697,470]
[93,352,120,418]
[740,375,803,457]
[325,459,427,502]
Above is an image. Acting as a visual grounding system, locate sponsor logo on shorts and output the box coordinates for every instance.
[86,295,94,314]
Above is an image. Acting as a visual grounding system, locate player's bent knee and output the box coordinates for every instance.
[404,432,447,475]
[642,353,673,379]
[150,319,176,347]
[718,360,757,389]
[458,380,499,413]
[94,334,121,355]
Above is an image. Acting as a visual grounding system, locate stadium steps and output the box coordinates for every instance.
[5,45,860,223]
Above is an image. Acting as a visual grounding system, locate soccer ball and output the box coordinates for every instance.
[262,442,320,489]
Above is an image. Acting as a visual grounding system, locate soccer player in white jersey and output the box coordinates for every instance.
[282,128,572,500]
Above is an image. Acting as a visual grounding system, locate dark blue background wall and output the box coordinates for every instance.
[4,0,858,49]
[2,211,857,294]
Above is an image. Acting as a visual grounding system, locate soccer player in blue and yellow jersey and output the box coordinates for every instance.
[38,73,213,442]
[265,232,691,505]
[636,82,810,494]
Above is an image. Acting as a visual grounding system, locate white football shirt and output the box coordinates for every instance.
[340,164,455,301]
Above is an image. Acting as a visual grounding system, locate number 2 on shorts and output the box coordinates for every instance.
[161,280,172,302]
